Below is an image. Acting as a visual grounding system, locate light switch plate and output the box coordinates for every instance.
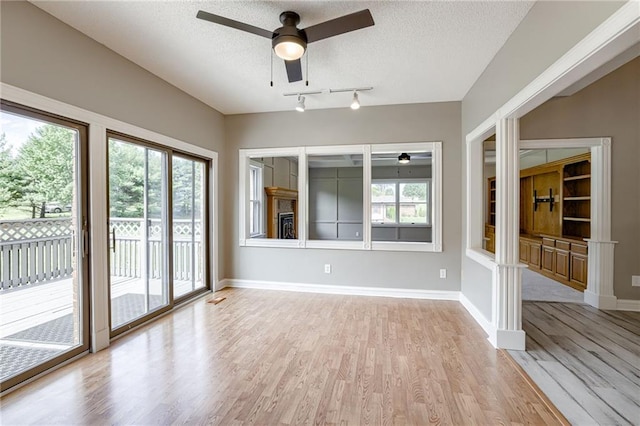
[632,275,640,287]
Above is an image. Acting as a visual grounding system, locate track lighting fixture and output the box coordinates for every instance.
[398,153,411,164]
[283,90,321,112]
[350,91,360,110]
[295,95,306,112]
[329,87,372,109]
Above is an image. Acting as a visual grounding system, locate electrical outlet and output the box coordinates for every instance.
[632,275,640,287]
[324,264,331,274]
[440,269,447,279]
[355,231,360,237]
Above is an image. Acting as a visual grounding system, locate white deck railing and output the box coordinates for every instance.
[0,218,202,291]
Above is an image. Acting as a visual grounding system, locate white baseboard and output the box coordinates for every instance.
[617,299,640,312]
[459,293,495,339]
[220,278,459,301]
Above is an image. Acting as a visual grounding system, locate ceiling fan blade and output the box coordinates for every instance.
[303,9,374,43]
[196,10,273,39]
[284,59,303,83]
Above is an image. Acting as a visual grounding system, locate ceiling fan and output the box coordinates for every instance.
[196,9,375,83]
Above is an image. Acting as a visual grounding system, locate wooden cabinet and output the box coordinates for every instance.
[554,248,570,280]
[484,224,495,253]
[541,245,555,274]
[485,153,591,291]
[570,253,588,289]
[519,236,541,270]
[535,235,588,290]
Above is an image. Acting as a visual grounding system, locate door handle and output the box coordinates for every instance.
[111,228,116,253]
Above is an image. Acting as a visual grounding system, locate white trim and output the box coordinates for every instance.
[465,113,498,145]
[616,299,640,312]
[466,248,497,271]
[459,293,495,338]
[239,142,443,252]
[371,241,435,252]
[304,240,365,251]
[520,137,607,149]
[1,83,220,351]
[221,278,460,300]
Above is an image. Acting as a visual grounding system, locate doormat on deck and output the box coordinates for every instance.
[0,344,62,380]
[4,314,75,345]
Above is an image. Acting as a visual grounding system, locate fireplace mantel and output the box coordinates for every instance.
[265,187,298,239]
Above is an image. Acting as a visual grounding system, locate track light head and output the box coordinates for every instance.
[295,95,306,112]
[350,91,360,110]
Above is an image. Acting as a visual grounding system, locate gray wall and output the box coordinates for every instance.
[225,102,461,290]
[520,57,640,300]
[460,1,625,319]
[309,167,363,241]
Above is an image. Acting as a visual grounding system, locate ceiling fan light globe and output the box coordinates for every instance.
[274,40,305,60]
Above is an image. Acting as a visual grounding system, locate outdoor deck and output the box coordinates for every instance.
[0,277,196,382]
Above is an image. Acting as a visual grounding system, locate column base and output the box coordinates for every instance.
[584,290,617,310]
[489,328,526,350]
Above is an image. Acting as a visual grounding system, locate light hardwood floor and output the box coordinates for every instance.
[1,288,564,424]
[509,302,640,425]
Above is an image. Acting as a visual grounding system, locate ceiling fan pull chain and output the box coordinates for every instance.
[270,50,274,87]
[306,50,309,86]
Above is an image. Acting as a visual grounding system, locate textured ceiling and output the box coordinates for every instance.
[31,1,535,115]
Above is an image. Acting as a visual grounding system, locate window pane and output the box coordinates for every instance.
[308,154,363,241]
[399,183,427,202]
[172,156,206,299]
[0,107,88,388]
[371,183,395,202]
[108,137,169,330]
[399,203,427,223]
[385,204,396,222]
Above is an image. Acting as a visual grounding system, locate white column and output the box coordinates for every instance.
[491,118,526,350]
[584,138,618,309]
[89,124,110,351]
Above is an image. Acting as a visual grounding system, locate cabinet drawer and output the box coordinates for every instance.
[556,240,571,251]
[571,243,588,255]
[542,237,555,247]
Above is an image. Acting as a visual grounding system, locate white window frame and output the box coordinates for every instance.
[371,178,431,226]
[238,141,442,252]
[248,161,264,238]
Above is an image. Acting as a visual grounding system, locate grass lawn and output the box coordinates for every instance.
[0,205,71,221]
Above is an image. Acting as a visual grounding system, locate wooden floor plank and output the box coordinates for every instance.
[0,289,561,425]
[511,301,640,426]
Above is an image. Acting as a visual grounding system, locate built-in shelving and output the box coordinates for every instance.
[563,174,591,182]
[562,155,591,239]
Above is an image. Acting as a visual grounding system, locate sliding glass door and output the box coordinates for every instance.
[0,101,89,391]
[108,134,170,333]
[172,155,207,299]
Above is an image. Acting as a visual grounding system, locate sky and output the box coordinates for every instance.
[0,111,45,156]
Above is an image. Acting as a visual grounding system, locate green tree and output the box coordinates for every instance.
[401,183,427,201]
[108,140,166,218]
[108,140,145,218]
[0,133,25,211]
[17,125,74,216]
